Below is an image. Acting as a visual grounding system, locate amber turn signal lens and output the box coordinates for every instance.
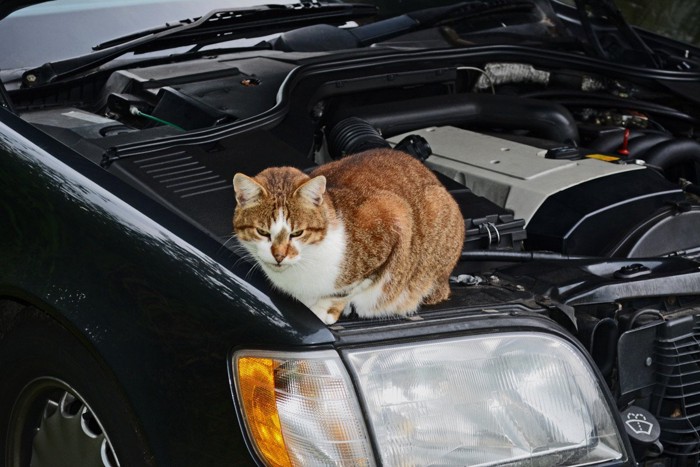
[233,350,375,466]
[237,357,292,467]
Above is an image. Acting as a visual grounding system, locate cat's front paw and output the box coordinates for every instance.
[308,298,346,325]
[320,311,341,325]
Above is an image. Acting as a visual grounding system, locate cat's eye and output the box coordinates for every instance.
[290,230,304,238]
[255,228,270,238]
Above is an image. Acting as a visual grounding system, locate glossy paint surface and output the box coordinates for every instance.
[0,108,334,465]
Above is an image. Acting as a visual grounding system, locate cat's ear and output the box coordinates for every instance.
[233,173,267,207]
[294,175,326,206]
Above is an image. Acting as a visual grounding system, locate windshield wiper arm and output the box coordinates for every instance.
[21,2,377,87]
[91,23,186,52]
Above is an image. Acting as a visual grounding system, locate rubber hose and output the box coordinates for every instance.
[640,138,700,172]
[328,93,580,145]
[327,117,390,159]
[589,130,672,154]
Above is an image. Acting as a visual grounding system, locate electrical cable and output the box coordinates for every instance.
[129,105,184,131]
[457,66,496,94]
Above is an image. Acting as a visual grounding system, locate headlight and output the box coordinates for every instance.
[233,332,628,466]
[345,332,627,466]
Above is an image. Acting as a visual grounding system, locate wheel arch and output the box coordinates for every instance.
[0,293,158,467]
[0,292,95,349]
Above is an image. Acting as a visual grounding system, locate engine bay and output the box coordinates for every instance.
[13,47,700,266]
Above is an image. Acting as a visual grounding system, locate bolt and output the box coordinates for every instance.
[645,357,653,367]
[25,74,37,84]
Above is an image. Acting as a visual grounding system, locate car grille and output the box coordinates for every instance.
[653,314,700,464]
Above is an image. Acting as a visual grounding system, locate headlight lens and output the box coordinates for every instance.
[233,350,375,466]
[344,332,627,466]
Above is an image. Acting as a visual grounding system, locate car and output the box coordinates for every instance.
[1,0,700,465]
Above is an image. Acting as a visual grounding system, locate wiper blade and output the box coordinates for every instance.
[22,2,377,87]
[92,23,185,52]
[93,2,376,51]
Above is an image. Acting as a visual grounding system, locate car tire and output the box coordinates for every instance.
[0,304,154,467]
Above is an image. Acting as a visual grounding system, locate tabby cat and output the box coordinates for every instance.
[232,148,464,324]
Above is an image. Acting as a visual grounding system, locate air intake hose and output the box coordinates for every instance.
[640,138,700,175]
[328,93,580,145]
[327,117,391,159]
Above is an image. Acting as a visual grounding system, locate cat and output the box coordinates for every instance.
[232,148,465,325]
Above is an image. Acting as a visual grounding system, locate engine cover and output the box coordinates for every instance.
[390,126,645,224]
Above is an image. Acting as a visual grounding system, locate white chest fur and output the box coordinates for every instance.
[262,221,346,299]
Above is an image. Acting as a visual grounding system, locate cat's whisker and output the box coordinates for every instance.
[244,261,264,281]
[232,248,257,268]
[224,236,254,257]
[220,233,235,246]
[232,255,250,269]
[221,234,260,273]
[217,234,239,254]
[229,245,251,259]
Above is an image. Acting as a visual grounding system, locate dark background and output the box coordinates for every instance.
[368,0,700,48]
[617,0,700,48]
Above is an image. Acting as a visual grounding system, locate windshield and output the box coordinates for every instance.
[2,0,699,75]
[0,0,298,70]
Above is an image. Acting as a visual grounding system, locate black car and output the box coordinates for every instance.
[2,0,700,465]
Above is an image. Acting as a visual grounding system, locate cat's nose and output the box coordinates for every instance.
[273,252,286,264]
[271,240,288,263]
